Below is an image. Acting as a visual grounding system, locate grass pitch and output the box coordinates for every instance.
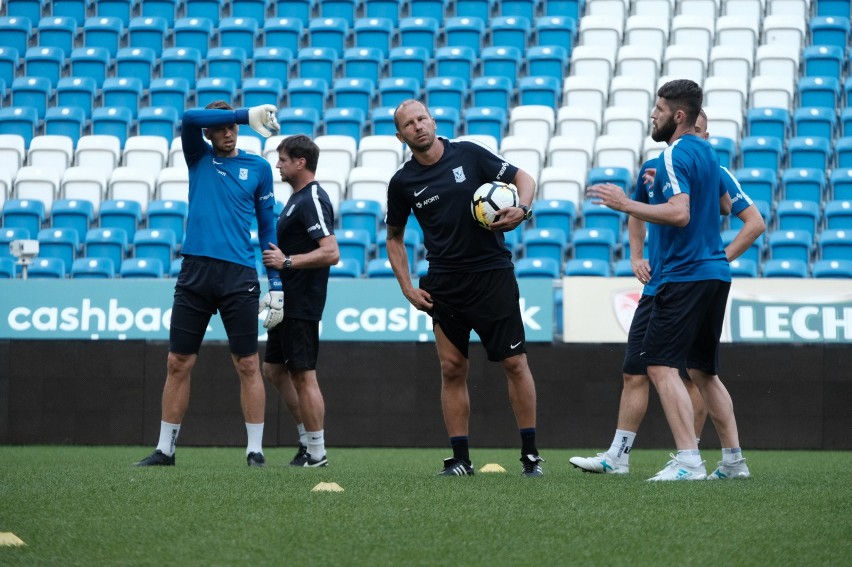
[1,446,850,566]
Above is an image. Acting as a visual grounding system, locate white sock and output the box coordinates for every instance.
[676,449,702,467]
[307,429,325,460]
[297,423,307,446]
[606,429,636,464]
[722,447,742,465]
[246,422,264,456]
[156,421,180,456]
[696,437,701,446]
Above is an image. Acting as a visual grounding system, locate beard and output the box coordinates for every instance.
[651,115,677,143]
[407,131,436,153]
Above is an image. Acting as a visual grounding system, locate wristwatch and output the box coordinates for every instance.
[517,204,533,221]
[283,255,292,269]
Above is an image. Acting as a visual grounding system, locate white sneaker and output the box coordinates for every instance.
[646,454,707,481]
[569,453,629,474]
[707,458,751,480]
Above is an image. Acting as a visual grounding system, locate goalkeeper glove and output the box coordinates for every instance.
[247,104,280,138]
[258,291,284,329]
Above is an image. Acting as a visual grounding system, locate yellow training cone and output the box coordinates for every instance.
[0,533,26,547]
[312,482,344,492]
[480,463,507,473]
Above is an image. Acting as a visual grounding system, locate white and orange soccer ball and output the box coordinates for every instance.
[471,181,519,229]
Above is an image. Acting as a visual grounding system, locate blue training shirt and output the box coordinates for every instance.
[179,108,280,284]
[653,135,731,283]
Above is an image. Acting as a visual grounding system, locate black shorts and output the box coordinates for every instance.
[641,279,731,376]
[623,294,653,375]
[264,317,320,371]
[420,268,526,362]
[169,255,260,356]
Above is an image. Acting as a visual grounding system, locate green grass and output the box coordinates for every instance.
[1,447,850,566]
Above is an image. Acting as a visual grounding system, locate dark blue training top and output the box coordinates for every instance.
[386,138,518,273]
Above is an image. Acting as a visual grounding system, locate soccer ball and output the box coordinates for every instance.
[471,181,519,229]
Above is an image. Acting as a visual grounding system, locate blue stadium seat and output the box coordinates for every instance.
[582,201,625,236]
[253,47,293,80]
[133,228,177,268]
[7,0,43,22]
[71,256,115,278]
[434,45,476,82]
[364,0,402,25]
[242,77,283,108]
[276,107,320,137]
[138,107,179,142]
[397,17,440,55]
[185,0,223,25]
[98,199,141,235]
[747,107,791,141]
[287,78,328,114]
[0,257,17,278]
[527,45,569,82]
[802,45,845,78]
[128,16,168,57]
[734,168,778,204]
[516,257,561,278]
[809,15,850,49]
[425,76,467,109]
[44,107,86,147]
[102,77,143,119]
[490,15,531,52]
[797,76,840,109]
[263,17,303,53]
[114,47,156,89]
[337,228,373,267]
[470,76,513,111]
[96,0,132,25]
[811,258,852,278]
[195,77,238,108]
[56,77,97,119]
[522,227,567,264]
[333,77,375,115]
[0,107,39,149]
[824,200,852,230]
[161,47,203,88]
[0,16,32,56]
[831,168,852,200]
[298,47,338,84]
[24,46,64,88]
[37,227,79,272]
[536,15,577,48]
[376,228,422,271]
[329,257,362,278]
[147,199,188,243]
[775,200,820,237]
[740,136,784,170]
[572,227,617,263]
[173,16,215,58]
[37,16,76,54]
[207,47,248,86]
[613,258,633,277]
[275,0,314,23]
[2,199,45,237]
[708,137,737,169]
[52,0,89,22]
[768,229,813,263]
[365,258,397,278]
[340,199,383,243]
[69,46,110,88]
[794,107,836,140]
[819,229,852,261]
[231,0,267,22]
[564,258,611,277]
[11,76,51,119]
[370,106,397,136]
[307,17,348,55]
[324,107,366,143]
[83,16,123,57]
[787,137,831,171]
[169,257,183,277]
[140,0,177,26]
[415,258,429,277]
[762,258,808,278]
[0,47,18,90]
[51,198,94,238]
[817,0,850,16]
[501,0,536,19]
[444,16,485,55]
[722,228,763,264]
[455,0,490,21]
[91,107,133,148]
[319,0,357,24]
[781,168,826,203]
[353,17,394,56]
[28,257,67,278]
[532,199,576,233]
[84,227,128,270]
[388,46,430,84]
[480,46,522,83]
[729,258,758,278]
[0,227,31,262]
[841,109,852,138]
[464,107,507,145]
[518,76,562,108]
[342,47,384,84]
[378,77,421,107]
[587,167,633,192]
[120,257,164,278]
[149,78,189,119]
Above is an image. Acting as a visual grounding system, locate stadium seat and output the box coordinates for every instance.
[342,47,384,84]
[388,46,430,85]
[443,16,485,56]
[184,0,221,23]
[336,228,373,267]
[108,167,156,213]
[750,75,795,111]
[706,137,736,169]
[14,166,61,213]
[468,76,511,111]
[52,0,88,22]
[2,198,45,238]
[195,77,238,108]
[11,77,51,120]
[160,47,203,89]
[370,106,397,136]
[500,136,544,182]
[762,258,808,278]
[516,257,561,279]
[562,75,609,121]
[263,17,303,53]
[219,16,259,57]
[570,45,616,84]
[307,17,348,56]
[564,258,611,277]
[735,168,778,204]
[340,199,383,243]
[616,44,662,82]
[747,107,790,142]
[324,107,366,143]
[0,256,17,278]
[729,257,758,278]
[740,136,784,171]
[480,46,522,84]
[316,135,358,177]
[547,136,592,178]
[51,198,94,239]
[572,227,617,263]
[613,258,634,277]
[811,259,852,279]
[71,256,115,278]
[587,167,633,192]
[147,78,188,119]
[128,16,168,57]
[0,226,31,261]
[83,16,123,57]
[802,45,845,79]
[232,0,267,22]
[347,166,392,206]
[24,46,64,88]
[44,107,86,147]
[329,257,362,278]
[28,257,67,278]
[91,107,133,148]
[819,229,852,261]
[156,167,190,202]
[60,167,108,211]
[536,14,577,48]
[133,228,177,267]
[709,45,753,88]
[140,0,177,26]
[314,168,347,212]
[85,227,127,269]
[491,15,531,52]
[722,228,764,263]
[74,135,121,176]
[397,17,440,55]
[206,47,248,87]
[763,14,807,49]
[794,107,836,141]
[776,200,820,237]
[120,257,164,278]
[253,47,293,81]
[787,138,831,171]
[364,0,402,24]
[378,77,420,108]
[297,47,338,84]
[431,106,461,139]
[240,78,282,108]
[99,199,142,238]
[27,135,74,173]
[798,76,840,110]
[518,76,561,109]
[809,15,850,49]
[464,107,508,146]
[0,17,29,58]
[824,200,852,230]
[123,136,169,172]
[531,199,576,233]
[37,227,79,271]
[0,46,19,93]
[522,228,568,264]
[583,201,625,236]
[830,169,852,200]
[319,0,357,24]
[102,77,143,119]
[781,168,826,203]
[69,46,109,89]
[114,47,156,89]
[277,107,320,137]
[357,136,403,169]
[287,78,329,115]
[96,0,133,25]
[434,46,476,83]
[351,17,394,57]
[768,229,813,263]
[375,228,421,272]
[333,77,375,115]
[425,76,467,110]
[594,135,641,175]
[754,44,800,87]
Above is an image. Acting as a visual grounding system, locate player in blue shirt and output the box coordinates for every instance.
[385,100,544,477]
[573,110,764,479]
[136,101,281,468]
[587,80,745,480]
[261,135,339,468]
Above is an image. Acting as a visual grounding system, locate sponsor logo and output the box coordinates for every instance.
[212,158,223,165]
[730,298,852,342]
[414,185,429,197]
[259,191,274,201]
[307,222,322,232]
[217,170,226,177]
[239,168,248,180]
[496,161,508,180]
[415,194,440,208]
[510,340,522,349]
[453,166,465,183]
[612,290,642,334]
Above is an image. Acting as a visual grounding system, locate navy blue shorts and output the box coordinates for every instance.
[623,294,653,375]
[169,255,260,356]
[641,279,731,376]
[264,317,320,371]
[420,268,526,362]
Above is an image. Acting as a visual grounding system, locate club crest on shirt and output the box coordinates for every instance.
[453,166,466,183]
[239,168,248,180]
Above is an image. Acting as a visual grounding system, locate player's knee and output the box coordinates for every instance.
[167,352,195,377]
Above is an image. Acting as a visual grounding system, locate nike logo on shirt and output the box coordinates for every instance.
[212,159,223,165]
[414,186,429,196]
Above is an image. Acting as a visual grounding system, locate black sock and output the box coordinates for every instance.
[520,428,537,456]
[450,436,470,463]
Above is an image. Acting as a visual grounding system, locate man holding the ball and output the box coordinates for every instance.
[385,99,544,477]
